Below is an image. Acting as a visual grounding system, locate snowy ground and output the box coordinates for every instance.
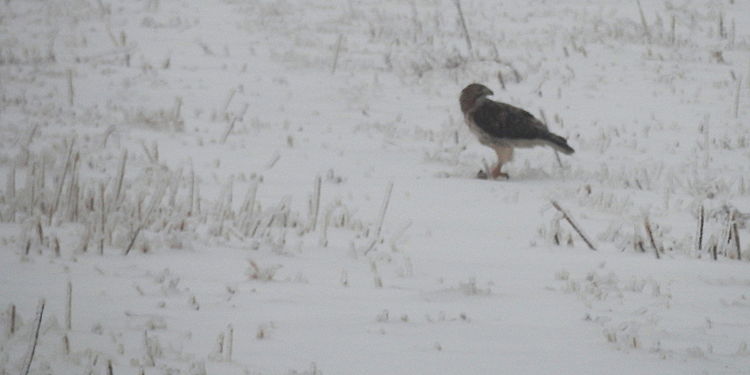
[1,0,750,374]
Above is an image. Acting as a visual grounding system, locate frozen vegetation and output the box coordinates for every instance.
[1,0,750,374]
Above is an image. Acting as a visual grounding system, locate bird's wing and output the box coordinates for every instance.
[470,100,549,140]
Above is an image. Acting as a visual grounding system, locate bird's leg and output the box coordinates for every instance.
[491,146,513,179]
[490,163,509,179]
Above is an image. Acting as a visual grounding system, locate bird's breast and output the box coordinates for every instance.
[465,114,496,146]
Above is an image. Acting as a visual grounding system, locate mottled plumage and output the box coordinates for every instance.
[459,83,574,179]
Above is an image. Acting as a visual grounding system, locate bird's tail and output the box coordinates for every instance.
[543,132,575,155]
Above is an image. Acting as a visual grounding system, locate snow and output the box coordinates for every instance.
[1,0,750,374]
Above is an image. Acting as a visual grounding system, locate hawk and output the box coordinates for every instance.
[459,83,574,179]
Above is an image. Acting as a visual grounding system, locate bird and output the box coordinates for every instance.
[459,83,574,179]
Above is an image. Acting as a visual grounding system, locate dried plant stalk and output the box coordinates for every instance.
[711,242,718,260]
[99,183,107,255]
[497,71,506,90]
[9,304,15,336]
[310,175,322,231]
[729,210,741,260]
[53,237,60,257]
[123,226,143,256]
[67,69,74,107]
[50,139,76,224]
[125,180,168,255]
[636,0,651,43]
[364,182,394,254]
[22,299,45,375]
[36,219,44,246]
[223,87,238,114]
[67,153,81,222]
[375,182,394,238]
[734,77,742,119]
[554,150,564,168]
[114,150,128,205]
[696,205,705,252]
[221,103,249,144]
[454,0,473,55]
[670,15,676,44]
[6,164,15,212]
[732,222,742,260]
[66,280,72,331]
[644,217,660,259]
[732,221,741,260]
[240,180,258,235]
[331,34,343,74]
[63,334,70,355]
[550,200,597,251]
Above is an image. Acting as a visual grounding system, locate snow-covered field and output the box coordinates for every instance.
[2,0,750,373]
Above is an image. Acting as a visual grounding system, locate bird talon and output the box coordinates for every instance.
[490,164,509,180]
[491,170,510,180]
[477,168,509,180]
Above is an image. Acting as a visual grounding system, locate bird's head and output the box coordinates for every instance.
[459,83,493,113]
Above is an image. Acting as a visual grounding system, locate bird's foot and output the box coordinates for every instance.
[476,169,509,180]
[490,165,510,180]
[493,172,510,180]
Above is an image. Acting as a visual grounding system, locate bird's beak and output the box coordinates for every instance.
[485,89,494,96]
